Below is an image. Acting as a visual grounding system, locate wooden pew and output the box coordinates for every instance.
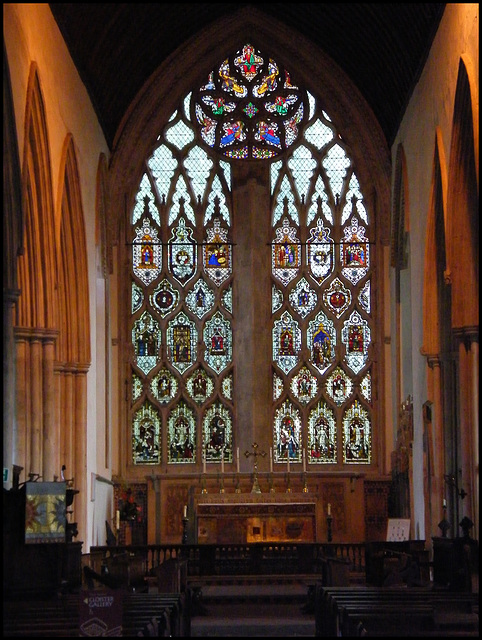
[315,585,479,637]
[123,592,188,637]
[3,591,189,637]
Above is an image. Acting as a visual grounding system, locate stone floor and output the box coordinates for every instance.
[190,583,316,637]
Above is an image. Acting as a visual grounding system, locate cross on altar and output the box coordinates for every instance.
[245,442,266,493]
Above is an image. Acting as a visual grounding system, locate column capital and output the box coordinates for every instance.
[453,326,479,352]
[14,326,59,342]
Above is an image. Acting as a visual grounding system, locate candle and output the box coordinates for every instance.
[203,453,206,474]
[269,447,273,473]
[287,452,290,473]
[236,447,240,474]
[303,448,306,472]
[443,498,447,509]
[327,503,331,516]
[221,447,224,474]
[183,505,187,519]
[116,509,120,530]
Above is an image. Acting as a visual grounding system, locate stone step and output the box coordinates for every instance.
[190,583,316,637]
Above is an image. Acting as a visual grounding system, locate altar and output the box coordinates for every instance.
[193,492,316,544]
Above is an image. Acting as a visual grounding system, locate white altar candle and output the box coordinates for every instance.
[269,447,273,473]
[236,447,240,473]
[203,453,206,474]
[183,505,187,519]
[287,453,290,473]
[116,509,120,530]
[221,447,224,474]
[443,498,447,509]
[303,448,306,472]
[327,503,331,516]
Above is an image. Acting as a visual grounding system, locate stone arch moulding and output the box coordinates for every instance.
[108,6,391,244]
[18,62,57,330]
[3,43,23,293]
[56,133,91,366]
[421,128,448,357]
[446,56,478,330]
[55,132,91,546]
[391,144,410,271]
[96,153,113,278]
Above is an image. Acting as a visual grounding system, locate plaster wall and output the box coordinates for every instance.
[391,2,479,541]
[4,3,111,548]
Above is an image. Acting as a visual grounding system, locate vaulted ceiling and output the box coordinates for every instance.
[49,3,445,151]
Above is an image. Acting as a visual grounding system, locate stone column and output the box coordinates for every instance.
[231,165,271,470]
[3,289,20,489]
[74,368,88,547]
[61,367,75,478]
[454,327,478,533]
[427,356,445,537]
[30,336,43,476]
[42,330,59,481]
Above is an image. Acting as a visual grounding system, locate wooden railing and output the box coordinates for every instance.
[89,542,366,580]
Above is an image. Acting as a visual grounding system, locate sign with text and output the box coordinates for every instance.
[79,591,122,636]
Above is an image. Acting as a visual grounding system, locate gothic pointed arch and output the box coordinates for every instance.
[55,133,91,545]
[446,57,478,330]
[3,41,23,487]
[3,42,23,293]
[17,62,57,330]
[56,133,91,366]
[109,6,391,235]
[420,127,451,541]
[422,129,449,357]
[445,55,479,534]
[14,62,59,480]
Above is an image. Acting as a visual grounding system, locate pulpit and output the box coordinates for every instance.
[3,480,82,597]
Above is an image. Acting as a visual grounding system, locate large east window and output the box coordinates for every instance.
[129,43,373,469]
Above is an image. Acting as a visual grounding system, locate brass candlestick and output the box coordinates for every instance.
[201,474,208,494]
[182,516,188,544]
[327,514,333,542]
[302,472,308,493]
[235,474,241,493]
[286,472,291,493]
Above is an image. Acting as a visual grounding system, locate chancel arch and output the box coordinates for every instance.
[107,9,394,545]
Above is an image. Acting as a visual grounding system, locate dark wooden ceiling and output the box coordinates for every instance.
[49,3,445,150]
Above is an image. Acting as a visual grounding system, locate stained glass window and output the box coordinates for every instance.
[130,88,234,466]
[129,43,374,469]
[271,89,373,467]
[194,43,307,159]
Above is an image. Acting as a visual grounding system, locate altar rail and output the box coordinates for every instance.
[89,542,366,579]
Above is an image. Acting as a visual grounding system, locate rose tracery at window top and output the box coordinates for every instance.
[194,43,307,159]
